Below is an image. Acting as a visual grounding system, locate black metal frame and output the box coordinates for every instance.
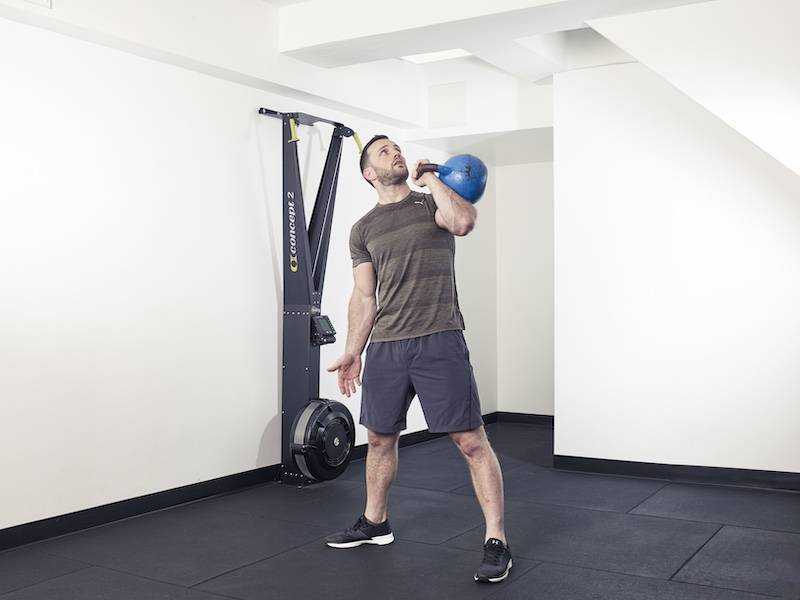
[259,108,358,485]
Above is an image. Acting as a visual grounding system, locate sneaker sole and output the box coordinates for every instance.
[326,533,394,549]
[474,558,512,583]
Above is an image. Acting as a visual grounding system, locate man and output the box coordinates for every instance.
[326,135,511,584]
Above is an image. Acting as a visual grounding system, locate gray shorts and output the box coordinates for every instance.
[360,330,483,434]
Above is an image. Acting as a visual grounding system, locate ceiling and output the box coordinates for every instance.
[260,0,716,164]
[267,0,715,79]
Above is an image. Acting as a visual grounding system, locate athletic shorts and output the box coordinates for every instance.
[360,330,484,434]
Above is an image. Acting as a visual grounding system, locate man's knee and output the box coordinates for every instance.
[450,427,491,459]
[367,430,400,452]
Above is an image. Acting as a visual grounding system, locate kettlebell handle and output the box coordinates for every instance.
[417,163,452,176]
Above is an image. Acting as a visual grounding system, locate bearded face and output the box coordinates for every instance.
[373,161,409,186]
[363,139,409,188]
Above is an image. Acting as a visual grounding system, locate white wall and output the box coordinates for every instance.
[0,16,275,529]
[0,12,498,530]
[554,62,800,473]
[455,179,499,414]
[496,163,554,415]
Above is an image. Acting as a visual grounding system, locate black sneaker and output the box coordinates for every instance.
[325,514,394,549]
[474,538,512,583]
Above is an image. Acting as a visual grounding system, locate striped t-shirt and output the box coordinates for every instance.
[349,191,465,343]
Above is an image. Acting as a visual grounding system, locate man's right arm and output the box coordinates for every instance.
[327,262,377,397]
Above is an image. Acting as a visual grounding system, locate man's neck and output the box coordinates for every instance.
[376,183,412,205]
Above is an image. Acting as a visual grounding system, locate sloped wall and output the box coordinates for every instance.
[591,0,800,178]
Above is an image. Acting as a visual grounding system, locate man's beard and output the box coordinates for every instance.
[375,163,408,186]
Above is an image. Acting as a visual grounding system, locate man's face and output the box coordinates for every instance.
[366,139,408,186]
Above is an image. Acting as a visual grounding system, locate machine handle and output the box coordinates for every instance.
[352,132,363,153]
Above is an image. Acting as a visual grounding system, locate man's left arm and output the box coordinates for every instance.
[412,159,477,236]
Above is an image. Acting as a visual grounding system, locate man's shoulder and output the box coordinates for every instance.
[351,203,379,228]
[353,191,435,232]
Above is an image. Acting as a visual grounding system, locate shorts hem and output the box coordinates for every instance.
[427,418,485,435]
[359,420,407,435]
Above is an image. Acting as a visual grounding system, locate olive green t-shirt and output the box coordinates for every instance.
[349,191,465,343]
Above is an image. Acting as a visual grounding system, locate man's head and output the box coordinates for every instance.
[360,135,408,188]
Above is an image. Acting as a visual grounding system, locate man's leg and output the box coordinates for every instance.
[365,430,401,523]
[325,428,399,548]
[450,426,505,543]
[451,426,511,583]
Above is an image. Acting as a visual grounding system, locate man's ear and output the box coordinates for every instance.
[363,167,376,184]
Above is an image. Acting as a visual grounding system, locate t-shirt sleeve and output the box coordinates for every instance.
[349,221,371,268]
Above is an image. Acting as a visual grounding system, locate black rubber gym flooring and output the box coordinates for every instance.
[2,422,799,599]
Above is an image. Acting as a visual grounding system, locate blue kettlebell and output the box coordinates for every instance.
[417,154,487,203]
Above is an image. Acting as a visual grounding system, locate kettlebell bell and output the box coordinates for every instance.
[417,154,487,203]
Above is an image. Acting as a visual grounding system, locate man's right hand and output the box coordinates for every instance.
[327,352,363,397]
